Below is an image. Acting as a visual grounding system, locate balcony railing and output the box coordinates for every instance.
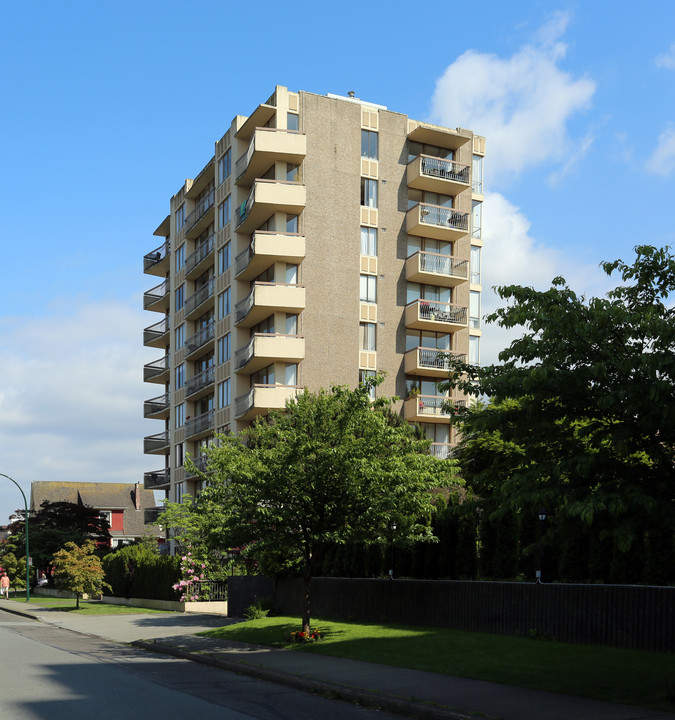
[235,134,258,181]
[185,454,210,478]
[186,365,215,397]
[418,252,468,278]
[184,279,215,316]
[419,204,469,232]
[144,468,170,489]
[185,409,214,438]
[186,322,215,355]
[420,156,470,184]
[430,443,452,459]
[143,317,170,345]
[236,187,255,227]
[143,392,170,417]
[417,347,466,371]
[144,354,169,382]
[411,395,467,418]
[144,240,169,272]
[144,430,170,453]
[143,279,170,310]
[185,234,215,275]
[234,243,255,277]
[414,300,468,326]
[144,507,163,524]
[184,189,215,234]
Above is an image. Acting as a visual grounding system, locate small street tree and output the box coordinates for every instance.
[191,377,461,633]
[52,541,111,609]
[442,245,675,556]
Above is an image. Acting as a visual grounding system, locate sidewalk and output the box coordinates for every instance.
[2,598,674,720]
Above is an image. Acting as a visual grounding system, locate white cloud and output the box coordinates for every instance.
[0,300,159,524]
[430,11,596,184]
[655,43,675,70]
[646,125,675,176]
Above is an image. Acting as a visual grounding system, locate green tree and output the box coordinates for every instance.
[443,245,675,558]
[191,377,460,633]
[52,541,111,609]
[8,501,110,584]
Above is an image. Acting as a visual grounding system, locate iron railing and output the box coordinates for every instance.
[143,240,169,272]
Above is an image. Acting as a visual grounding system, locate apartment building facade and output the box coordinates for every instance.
[142,86,485,513]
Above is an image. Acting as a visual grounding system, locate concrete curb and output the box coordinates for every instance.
[131,639,478,720]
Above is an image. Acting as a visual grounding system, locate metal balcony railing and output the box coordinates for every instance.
[143,317,170,344]
[419,204,469,232]
[143,279,169,309]
[144,354,169,382]
[185,454,210,478]
[186,322,215,355]
[185,409,214,438]
[185,234,215,275]
[144,468,170,488]
[143,392,170,417]
[144,431,170,453]
[235,187,255,228]
[430,443,452,459]
[419,155,470,184]
[416,347,467,371]
[417,252,468,279]
[144,507,163,524]
[234,242,255,277]
[185,279,215,315]
[186,366,215,397]
[417,300,468,326]
[184,189,215,234]
[412,396,466,417]
[144,240,169,272]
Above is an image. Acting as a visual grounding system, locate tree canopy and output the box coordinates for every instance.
[52,541,111,608]
[442,245,675,552]
[163,377,460,631]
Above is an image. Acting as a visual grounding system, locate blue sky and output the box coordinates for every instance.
[1,1,674,524]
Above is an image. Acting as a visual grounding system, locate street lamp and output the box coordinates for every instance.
[0,473,30,602]
[389,523,397,579]
[536,509,547,584]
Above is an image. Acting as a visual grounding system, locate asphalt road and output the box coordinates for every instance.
[0,615,399,720]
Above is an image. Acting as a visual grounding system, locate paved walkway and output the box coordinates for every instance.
[1,597,673,720]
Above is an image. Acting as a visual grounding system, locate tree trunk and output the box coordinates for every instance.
[302,574,311,635]
[76,594,80,610]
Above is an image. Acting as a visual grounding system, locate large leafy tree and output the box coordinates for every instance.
[176,377,460,632]
[7,501,110,584]
[443,245,675,553]
[52,541,111,609]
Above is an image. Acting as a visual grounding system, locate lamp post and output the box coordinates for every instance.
[389,523,397,579]
[0,473,30,602]
[536,509,547,584]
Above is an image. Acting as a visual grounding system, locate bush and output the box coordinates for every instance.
[103,545,181,601]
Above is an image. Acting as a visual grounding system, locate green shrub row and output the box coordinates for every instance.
[102,545,181,601]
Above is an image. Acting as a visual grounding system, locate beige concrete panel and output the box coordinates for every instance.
[360,255,377,274]
[360,158,378,178]
[360,303,377,322]
[473,135,486,155]
[359,351,377,370]
[361,108,379,130]
[360,207,378,225]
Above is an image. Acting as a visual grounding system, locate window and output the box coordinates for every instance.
[99,510,111,526]
[175,363,185,389]
[406,282,450,305]
[175,204,185,230]
[285,363,297,385]
[286,214,299,233]
[360,227,377,256]
[405,331,450,352]
[175,402,185,428]
[175,482,185,503]
[218,379,231,408]
[252,364,274,386]
[218,150,231,184]
[472,155,483,194]
[218,243,231,274]
[360,274,377,303]
[469,335,480,366]
[472,200,482,239]
[175,284,184,310]
[359,322,376,351]
[286,163,300,182]
[176,442,184,468]
[287,112,299,131]
[286,313,298,335]
[285,263,298,284]
[360,178,378,208]
[218,288,231,319]
[252,316,275,334]
[218,196,231,228]
[218,333,231,363]
[470,291,481,329]
[471,246,481,284]
[175,324,185,350]
[359,370,376,400]
[175,244,185,271]
[361,130,378,159]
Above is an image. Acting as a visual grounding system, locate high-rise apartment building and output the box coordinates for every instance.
[142,86,485,514]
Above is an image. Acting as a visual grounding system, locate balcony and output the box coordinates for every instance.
[143,317,170,348]
[235,231,305,281]
[185,409,214,439]
[143,279,170,312]
[405,252,468,288]
[186,365,215,399]
[144,507,163,524]
[144,240,170,276]
[235,180,305,234]
[405,300,468,332]
[184,188,215,239]
[404,347,467,378]
[235,282,305,328]
[404,395,466,423]
[406,203,469,242]
[144,392,170,419]
[144,430,170,454]
[144,354,170,383]
[234,384,302,421]
[185,322,215,358]
[407,121,471,150]
[235,334,305,374]
[235,128,306,186]
[185,234,215,278]
[184,279,215,319]
[184,454,210,479]
[430,443,452,460]
[144,468,171,490]
[407,155,470,195]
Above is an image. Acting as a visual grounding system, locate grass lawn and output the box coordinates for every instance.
[8,597,171,615]
[199,617,675,712]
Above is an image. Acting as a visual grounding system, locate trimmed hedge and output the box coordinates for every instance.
[103,545,181,601]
